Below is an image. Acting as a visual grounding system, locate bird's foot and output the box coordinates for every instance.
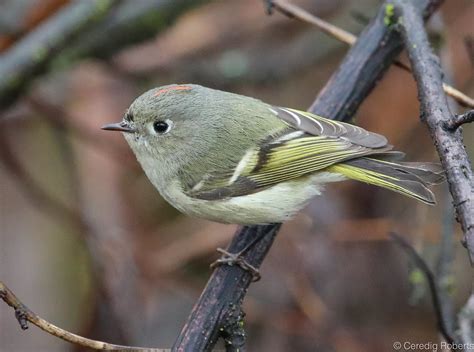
[210,248,261,282]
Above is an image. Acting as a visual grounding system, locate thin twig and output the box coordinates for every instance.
[445,110,474,131]
[0,281,161,352]
[394,0,474,264]
[389,233,456,345]
[442,85,474,110]
[269,0,357,44]
[0,111,144,343]
[268,0,474,109]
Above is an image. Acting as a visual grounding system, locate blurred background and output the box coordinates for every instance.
[0,0,473,351]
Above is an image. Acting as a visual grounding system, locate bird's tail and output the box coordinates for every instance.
[327,155,445,204]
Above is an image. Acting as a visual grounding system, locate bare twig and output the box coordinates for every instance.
[394,0,474,264]
[389,233,456,345]
[0,281,162,352]
[443,86,474,110]
[445,110,474,131]
[267,0,474,109]
[0,106,143,343]
[268,0,357,45]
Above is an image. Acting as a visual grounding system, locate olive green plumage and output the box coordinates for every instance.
[103,84,444,224]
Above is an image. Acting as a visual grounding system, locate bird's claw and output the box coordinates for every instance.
[210,248,261,282]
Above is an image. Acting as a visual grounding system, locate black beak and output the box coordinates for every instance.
[101,121,135,133]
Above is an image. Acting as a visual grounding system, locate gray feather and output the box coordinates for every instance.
[272,106,388,148]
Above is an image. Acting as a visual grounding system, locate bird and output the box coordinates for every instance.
[102,84,444,225]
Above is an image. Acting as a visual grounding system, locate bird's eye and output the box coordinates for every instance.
[153,120,172,134]
[125,111,134,122]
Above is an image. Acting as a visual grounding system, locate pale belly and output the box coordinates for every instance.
[157,172,345,224]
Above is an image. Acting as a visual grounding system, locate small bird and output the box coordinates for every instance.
[102,84,444,225]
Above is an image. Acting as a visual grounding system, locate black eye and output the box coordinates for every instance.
[125,111,133,122]
[153,120,170,134]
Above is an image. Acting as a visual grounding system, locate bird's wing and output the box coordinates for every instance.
[185,106,394,200]
[272,107,388,148]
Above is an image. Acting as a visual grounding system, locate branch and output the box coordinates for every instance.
[173,224,281,350]
[393,0,474,264]
[268,0,357,45]
[389,233,456,345]
[0,0,119,111]
[173,1,444,350]
[0,102,146,344]
[0,281,161,352]
[309,0,443,121]
[445,110,474,131]
[268,0,474,109]
[0,0,209,112]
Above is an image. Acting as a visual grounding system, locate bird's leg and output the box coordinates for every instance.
[210,230,267,282]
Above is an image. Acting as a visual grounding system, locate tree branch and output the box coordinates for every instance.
[0,281,161,352]
[445,110,474,131]
[268,0,474,109]
[0,0,208,112]
[173,1,444,350]
[310,0,443,121]
[393,0,474,264]
[173,224,281,350]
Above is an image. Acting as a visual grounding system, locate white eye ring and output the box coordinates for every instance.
[149,119,173,135]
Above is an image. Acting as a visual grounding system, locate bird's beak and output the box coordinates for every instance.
[101,121,135,133]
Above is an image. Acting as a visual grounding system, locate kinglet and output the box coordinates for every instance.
[102,84,444,225]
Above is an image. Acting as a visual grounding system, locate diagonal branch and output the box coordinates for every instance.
[393,0,474,264]
[173,224,280,351]
[268,0,474,109]
[0,281,161,352]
